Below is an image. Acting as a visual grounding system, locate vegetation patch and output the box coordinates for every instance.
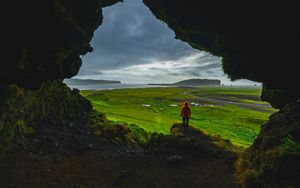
[81,86,276,147]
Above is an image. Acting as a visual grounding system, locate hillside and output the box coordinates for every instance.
[64,78,121,85]
[174,79,221,86]
[149,79,221,86]
[81,87,274,147]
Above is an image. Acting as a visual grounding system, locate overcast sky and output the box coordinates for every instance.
[76,0,257,85]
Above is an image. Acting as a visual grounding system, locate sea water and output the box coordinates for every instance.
[65,83,169,90]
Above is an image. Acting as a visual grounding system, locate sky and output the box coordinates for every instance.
[76,0,258,85]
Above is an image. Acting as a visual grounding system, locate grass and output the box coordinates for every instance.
[81,86,277,147]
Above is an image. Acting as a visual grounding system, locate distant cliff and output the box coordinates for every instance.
[174,79,221,86]
[64,78,121,85]
[149,79,221,86]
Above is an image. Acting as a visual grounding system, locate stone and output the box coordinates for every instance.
[167,154,184,164]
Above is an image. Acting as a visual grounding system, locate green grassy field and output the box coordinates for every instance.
[81,86,277,147]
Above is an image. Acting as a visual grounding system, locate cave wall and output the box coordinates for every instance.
[0,81,92,154]
[0,0,123,152]
[236,101,300,187]
[1,0,299,186]
[1,0,103,88]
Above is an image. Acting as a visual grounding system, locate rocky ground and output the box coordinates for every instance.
[0,124,241,188]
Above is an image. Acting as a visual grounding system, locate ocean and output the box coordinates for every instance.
[65,83,169,90]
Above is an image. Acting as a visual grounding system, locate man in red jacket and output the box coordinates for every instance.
[181,101,191,128]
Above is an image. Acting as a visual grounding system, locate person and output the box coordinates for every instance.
[181,101,191,128]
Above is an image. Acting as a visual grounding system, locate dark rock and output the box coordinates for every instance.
[290,128,300,143]
[41,137,58,147]
[0,80,94,154]
[118,169,127,180]
[71,88,80,96]
[77,144,93,153]
[1,0,106,88]
[237,101,300,187]
[101,0,123,7]
[261,84,299,109]
[167,154,184,164]
[71,184,81,188]
[47,182,59,188]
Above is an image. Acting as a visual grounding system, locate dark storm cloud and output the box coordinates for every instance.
[195,62,221,71]
[188,71,202,77]
[79,0,202,71]
[168,71,202,77]
[75,0,255,85]
[77,70,103,76]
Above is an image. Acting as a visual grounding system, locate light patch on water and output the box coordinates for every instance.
[142,104,151,107]
[191,102,201,106]
[189,102,215,107]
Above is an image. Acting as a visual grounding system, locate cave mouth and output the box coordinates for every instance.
[63,0,275,148]
[73,0,256,86]
[1,0,298,187]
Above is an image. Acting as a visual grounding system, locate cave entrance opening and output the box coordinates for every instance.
[65,0,274,148]
[76,0,256,86]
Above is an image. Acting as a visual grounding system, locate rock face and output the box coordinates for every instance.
[261,84,299,109]
[1,0,103,88]
[102,0,123,8]
[143,1,300,187]
[0,0,122,153]
[0,80,144,154]
[0,80,93,154]
[236,101,300,187]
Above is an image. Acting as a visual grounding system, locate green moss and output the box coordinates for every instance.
[127,123,151,143]
[16,119,34,134]
[283,135,300,156]
[0,80,92,153]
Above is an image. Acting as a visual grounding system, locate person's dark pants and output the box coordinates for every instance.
[182,117,189,127]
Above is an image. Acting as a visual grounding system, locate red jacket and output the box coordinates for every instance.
[181,101,191,118]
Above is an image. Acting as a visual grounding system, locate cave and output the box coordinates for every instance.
[1,0,299,187]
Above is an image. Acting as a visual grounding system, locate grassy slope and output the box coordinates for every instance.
[81,86,276,147]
